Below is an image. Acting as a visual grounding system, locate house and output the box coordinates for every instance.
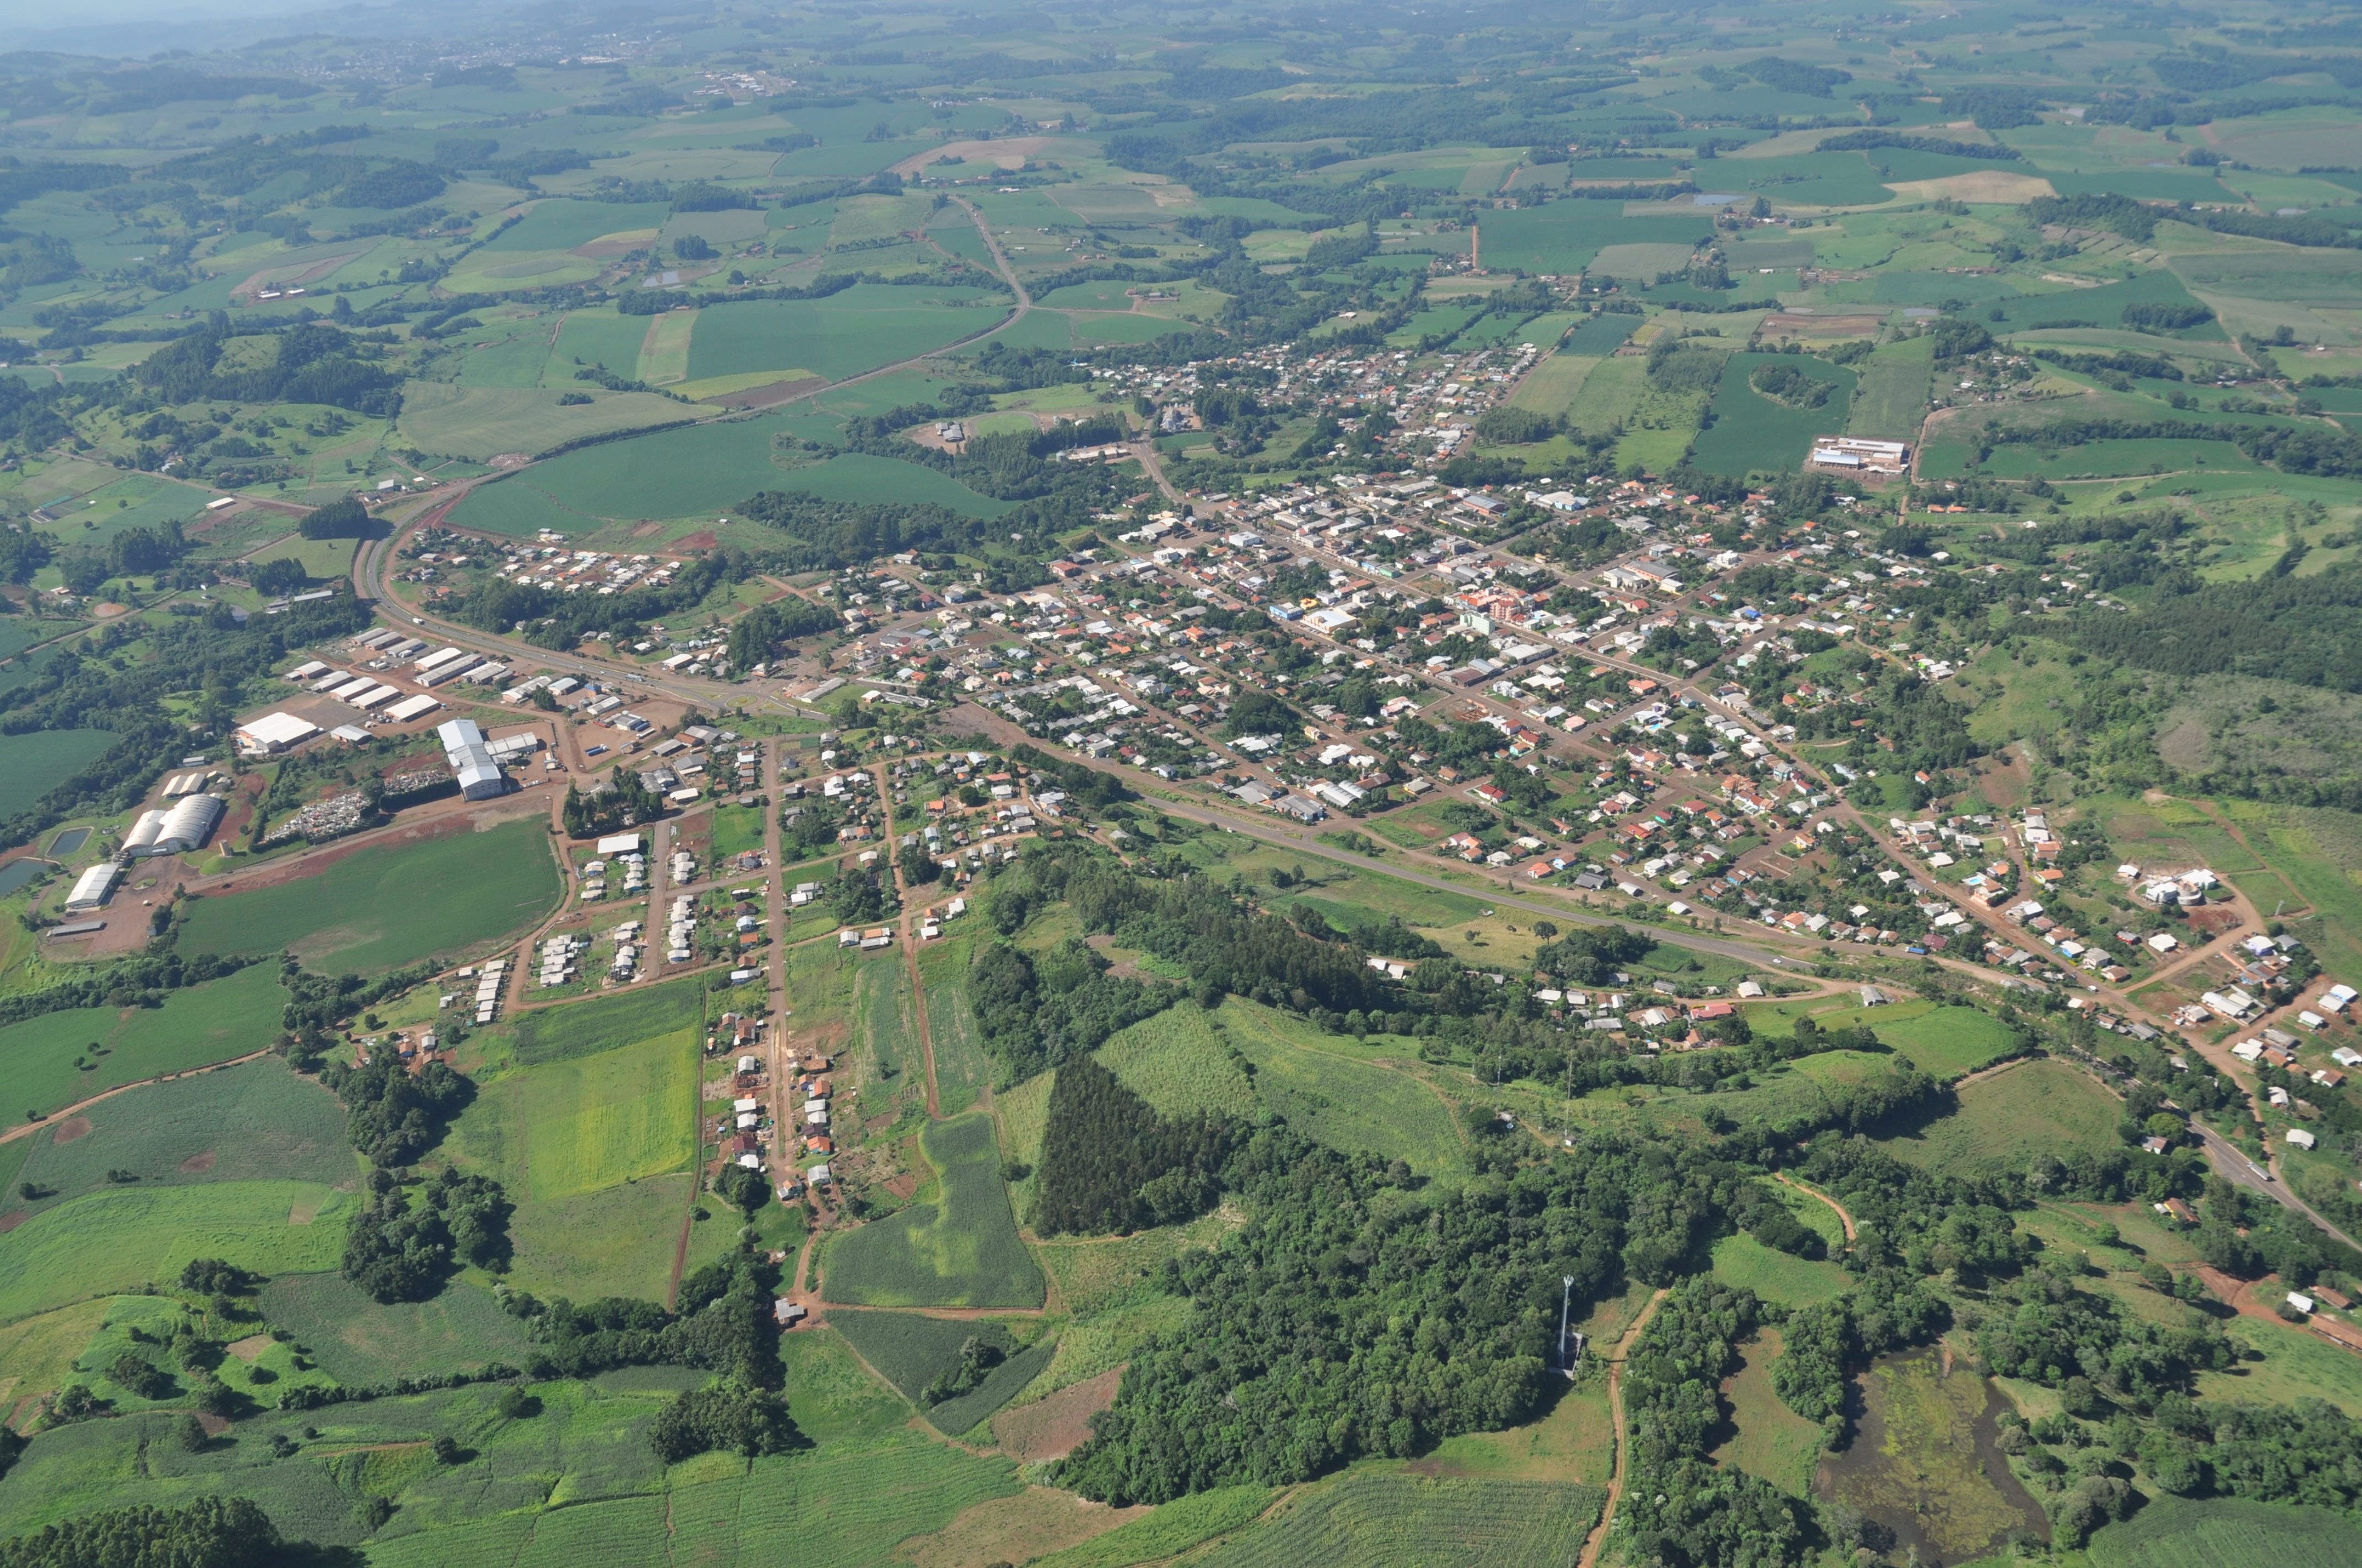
[2288,1128,2319,1150]
[1858,985,1888,1007]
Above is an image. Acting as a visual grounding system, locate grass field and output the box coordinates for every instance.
[395,382,690,461]
[1687,352,1857,477]
[1218,1000,1463,1173]
[0,1181,350,1322]
[1711,1232,1851,1308]
[821,1113,1044,1308]
[1885,1059,2121,1180]
[1193,1470,1602,1568]
[2088,1497,2362,1567]
[686,288,1008,384]
[0,1297,111,1408]
[1865,1006,2022,1079]
[1506,353,1600,417]
[1096,1003,1257,1120]
[257,1273,533,1384]
[0,959,288,1123]
[0,730,114,820]
[468,1026,698,1201]
[10,1057,351,1218]
[445,416,794,533]
[1711,1326,1823,1495]
[483,199,673,254]
[177,818,559,973]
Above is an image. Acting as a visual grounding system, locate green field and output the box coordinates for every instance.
[0,729,115,819]
[256,1273,534,1384]
[506,1175,697,1306]
[1885,1059,2122,1179]
[1710,1326,1824,1495]
[915,939,994,1117]
[1687,352,1856,476]
[510,978,704,1067]
[1096,1003,1257,1120]
[1193,1471,1603,1568]
[1865,1006,2022,1079]
[176,818,561,973]
[761,452,1011,518]
[1710,1232,1851,1307]
[0,960,288,1123]
[459,1026,697,1202]
[821,1112,1044,1308]
[828,1308,1043,1425]
[10,1057,351,1217]
[395,382,691,462]
[483,199,672,254]
[1218,1001,1463,1173]
[686,288,1009,383]
[0,1181,350,1323]
[1845,337,1934,442]
[2089,1498,2362,1567]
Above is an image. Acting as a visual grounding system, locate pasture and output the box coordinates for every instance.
[445,416,797,532]
[257,1273,534,1384]
[1862,1006,2022,1079]
[915,939,993,1117]
[0,959,287,1124]
[1193,1471,1603,1568]
[472,1026,697,1201]
[1884,1059,2121,1180]
[0,729,113,820]
[1711,1232,1850,1308]
[821,1113,1044,1308]
[176,817,560,973]
[0,1181,350,1322]
[2089,1497,2362,1568]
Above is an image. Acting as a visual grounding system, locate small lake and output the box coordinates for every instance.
[0,857,53,897]
[48,827,90,857]
[1818,1348,2047,1566]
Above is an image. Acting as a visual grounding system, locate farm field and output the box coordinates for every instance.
[395,382,691,461]
[2087,1497,2362,1568]
[0,1180,350,1323]
[686,288,1010,384]
[176,818,561,972]
[914,938,993,1117]
[1094,1002,1257,1120]
[820,1112,1043,1308]
[1191,1470,1603,1568]
[0,960,288,1123]
[0,729,114,819]
[1687,352,1857,477]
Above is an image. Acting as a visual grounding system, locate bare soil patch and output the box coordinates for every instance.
[179,1150,217,1173]
[899,1486,1146,1568]
[0,1212,26,1234]
[49,1117,92,1145]
[992,1365,1124,1463]
[225,1334,275,1364]
[709,376,828,410]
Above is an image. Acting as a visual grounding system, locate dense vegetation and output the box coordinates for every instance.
[1032,1051,1235,1235]
[0,1498,305,1568]
[341,1165,511,1303]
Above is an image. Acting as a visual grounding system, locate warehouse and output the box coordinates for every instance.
[383,693,442,724]
[123,793,226,857]
[65,861,121,911]
[436,718,508,800]
[236,712,321,755]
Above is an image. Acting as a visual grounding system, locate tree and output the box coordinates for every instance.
[300,496,372,539]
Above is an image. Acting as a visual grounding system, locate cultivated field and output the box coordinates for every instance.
[2088,1497,2362,1568]
[256,1273,534,1385]
[1191,1471,1603,1568]
[821,1113,1043,1308]
[0,960,288,1123]
[176,818,560,973]
[0,1181,351,1322]
[0,730,114,820]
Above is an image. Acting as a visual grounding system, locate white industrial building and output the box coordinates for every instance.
[1807,437,1910,475]
[235,711,321,755]
[65,861,121,911]
[437,718,509,800]
[121,793,224,859]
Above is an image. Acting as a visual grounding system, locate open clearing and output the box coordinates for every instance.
[0,1181,350,1322]
[257,1273,534,1384]
[1883,1059,2121,1180]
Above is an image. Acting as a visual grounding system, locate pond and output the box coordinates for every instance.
[0,857,53,897]
[48,827,90,857]
[1818,1348,2047,1566]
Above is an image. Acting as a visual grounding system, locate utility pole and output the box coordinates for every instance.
[1558,1275,1576,1373]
